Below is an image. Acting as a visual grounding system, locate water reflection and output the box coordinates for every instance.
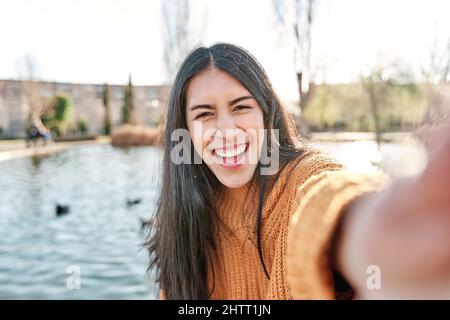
[316,138,427,178]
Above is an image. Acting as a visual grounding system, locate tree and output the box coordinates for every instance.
[360,61,418,148]
[103,83,111,135]
[422,34,450,84]
[272,0,317,111]
[361,71,383,147]
[17,54,43,128]
[122,74,135,125]
[41,94,73,137]
[420,32,450,127]
[161,0,207,82]
[77,119,89,135]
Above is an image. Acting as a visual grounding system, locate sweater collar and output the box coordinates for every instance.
[218,179,258,205]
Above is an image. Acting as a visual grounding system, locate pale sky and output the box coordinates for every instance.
[1,0,449,101]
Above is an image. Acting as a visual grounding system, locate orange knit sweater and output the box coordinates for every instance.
[205,149,387,299]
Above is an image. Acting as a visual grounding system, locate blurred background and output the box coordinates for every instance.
[0,0,449,299]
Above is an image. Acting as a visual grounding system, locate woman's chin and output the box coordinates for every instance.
[216,168,255,189]
[223,180,250,189]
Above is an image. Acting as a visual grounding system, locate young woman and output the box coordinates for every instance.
[147,43,450,300]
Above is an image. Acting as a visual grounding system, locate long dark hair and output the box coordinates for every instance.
[147,43,305,299]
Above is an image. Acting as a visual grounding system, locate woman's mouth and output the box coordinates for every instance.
[212,143,249,169]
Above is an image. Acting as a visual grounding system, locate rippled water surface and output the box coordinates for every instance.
[0,145,161,299]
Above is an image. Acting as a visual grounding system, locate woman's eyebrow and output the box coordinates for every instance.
[228,95,254,106]
[189,104,215,111]
[189,95,254,111]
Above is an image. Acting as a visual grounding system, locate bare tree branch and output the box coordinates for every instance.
[272,0,317,111]
[421,29,450,84]
[161,0,207,83]
[17,54,44,127]
[440,38,450,82]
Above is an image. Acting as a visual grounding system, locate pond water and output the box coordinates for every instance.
[0,139,426,299]
[0,145,162,299]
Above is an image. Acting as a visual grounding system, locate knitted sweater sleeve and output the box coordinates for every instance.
[286,170,387,299]
[266,152,387,299]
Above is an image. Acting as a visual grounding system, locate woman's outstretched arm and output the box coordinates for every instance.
[335,126,450,299]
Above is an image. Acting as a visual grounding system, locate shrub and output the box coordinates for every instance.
[111,125,162,147]
[41,94,74,136]
[77,119,89,135]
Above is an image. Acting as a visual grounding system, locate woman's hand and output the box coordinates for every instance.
[337,124,450,299]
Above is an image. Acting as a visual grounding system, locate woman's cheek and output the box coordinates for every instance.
[199,132,214,164]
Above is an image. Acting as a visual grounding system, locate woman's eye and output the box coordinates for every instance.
[233,105,251,112]
[194,112,213,120]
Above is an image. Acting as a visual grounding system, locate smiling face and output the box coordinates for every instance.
[185,66,265,188]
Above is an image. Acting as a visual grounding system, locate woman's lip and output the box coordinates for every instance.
[211,143,248,156]
[215,143,249,169]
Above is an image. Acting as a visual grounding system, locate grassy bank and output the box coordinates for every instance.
[302,83,436,132]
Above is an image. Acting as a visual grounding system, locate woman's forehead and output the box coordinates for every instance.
[186,67,250,106]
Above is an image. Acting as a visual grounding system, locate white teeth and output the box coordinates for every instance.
[215,144,246,158]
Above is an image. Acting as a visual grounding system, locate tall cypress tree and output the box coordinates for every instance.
[103,83,111,135]
[122,74,135,124]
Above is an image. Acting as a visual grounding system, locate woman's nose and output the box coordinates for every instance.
[215,111,237,132]
[212,113,245,145]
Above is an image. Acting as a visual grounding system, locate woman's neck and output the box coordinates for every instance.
[216,165,284,208]
[218,179,256,204]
